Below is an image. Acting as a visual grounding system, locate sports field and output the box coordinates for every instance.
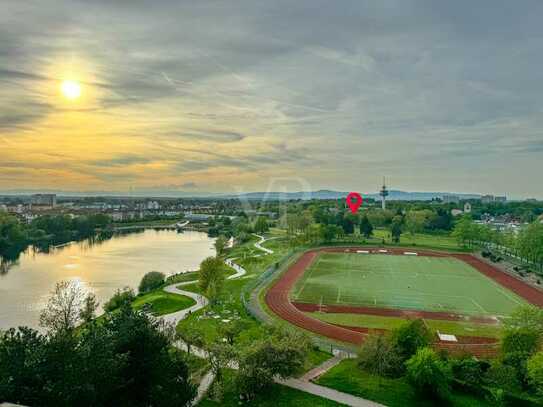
[291,253,527,317]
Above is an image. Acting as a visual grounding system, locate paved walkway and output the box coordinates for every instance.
[253,233,275,254]
[278,378,385,407]
[161,281,209,326]
[160,235,380,407]
[301,354,345,382]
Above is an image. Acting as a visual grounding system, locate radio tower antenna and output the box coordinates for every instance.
[379,177,389,210]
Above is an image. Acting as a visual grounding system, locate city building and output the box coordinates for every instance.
[442,195,460,204]
[481,194,507,204]
[481,195,495,204]
[464,202,472,213]
[31,193,57,207]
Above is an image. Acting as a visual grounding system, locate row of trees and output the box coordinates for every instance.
[0,212,111,261]
[179,320,310,402]
[452,217,543,271]
[357,306,543,403]
[0,280,195,406]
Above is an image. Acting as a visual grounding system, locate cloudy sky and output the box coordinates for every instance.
[1,1,542,198]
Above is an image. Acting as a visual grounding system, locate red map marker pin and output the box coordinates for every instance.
[346,192,363,214]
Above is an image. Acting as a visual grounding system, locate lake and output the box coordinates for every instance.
[0,229,215,330]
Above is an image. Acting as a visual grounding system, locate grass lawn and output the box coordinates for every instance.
[200,369,343,407]
[373,229,462,251]
[176,235,291,344]
[317,359,493,407]
[306,312,502,338]
[132,290,195,315]
[292,253,526,317]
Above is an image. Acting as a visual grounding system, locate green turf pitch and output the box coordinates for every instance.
[291,253,527,317]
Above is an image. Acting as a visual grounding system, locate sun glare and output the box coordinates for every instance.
[61,80,82,100]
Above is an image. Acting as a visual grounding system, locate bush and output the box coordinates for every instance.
[104,287,136,312]
[527,352,543,397]
[450,355,487,387]
[484,361,522,394]
[389,319,433,361]
[138,271,165,293]
[406,347,452,400]
[357,333,403,377]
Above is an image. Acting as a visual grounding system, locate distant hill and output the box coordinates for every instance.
[1,188,481,201]
[231,189,481,201]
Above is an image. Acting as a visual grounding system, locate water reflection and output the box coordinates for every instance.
[0,229,215,329]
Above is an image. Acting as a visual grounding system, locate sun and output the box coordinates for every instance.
[60,80,82,100]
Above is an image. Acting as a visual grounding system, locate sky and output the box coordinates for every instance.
[1,1,543,199]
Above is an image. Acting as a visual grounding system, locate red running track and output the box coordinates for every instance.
[264,247,543,353]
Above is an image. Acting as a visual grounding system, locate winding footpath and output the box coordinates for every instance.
[160,235,380,407]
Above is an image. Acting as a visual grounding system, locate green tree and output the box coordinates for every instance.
[406,347,452,400]
[102,304,196,406]
[0,212,28,259]
[390,216,403,243]
[79,293,99,324]
[39,280,85,334]
[236,328,309,399]
[505,305,543,336]
[390,319,432,362]
[501,327,541,384]
[103,287,135,312]
[451,216,484,248]
[405,210,431,236]
[176,321,204,356]
[138,271,165,293]
[359,215,374,239]
[323,224,340,242]
[527,352,543,397]
[517,222,543,271]
[0,305,196,407]
[357,333,403,377]
[214,235,228,256]
[340,214,355,235]
[198,256,225,303]
[208,342,235,384]
[254,217,269,234]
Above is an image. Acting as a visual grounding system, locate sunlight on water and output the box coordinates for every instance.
[0,230,215,329]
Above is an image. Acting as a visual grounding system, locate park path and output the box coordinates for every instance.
[301,354,345,382]
[160,235,381,407]
[278,377,384,407]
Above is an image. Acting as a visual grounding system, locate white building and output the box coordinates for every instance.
[31,193,57,207]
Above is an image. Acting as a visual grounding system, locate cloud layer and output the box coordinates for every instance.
[1,0,543,198]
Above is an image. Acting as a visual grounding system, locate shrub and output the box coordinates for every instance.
[389,319,433,361]
[527,352,543,397]
[450,355,487,386]
[406,347,452,400]
[357,333,403,377]
[484,361,522,394]
[104,287,136,312]
[138,271,165,293]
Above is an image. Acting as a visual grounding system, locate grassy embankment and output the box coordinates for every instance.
[307,312,502,338]
[177,232,331,371]
[327,228,467,252]
[132,290,196,316]
[200,370,343,407]
[317,359,493,407]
